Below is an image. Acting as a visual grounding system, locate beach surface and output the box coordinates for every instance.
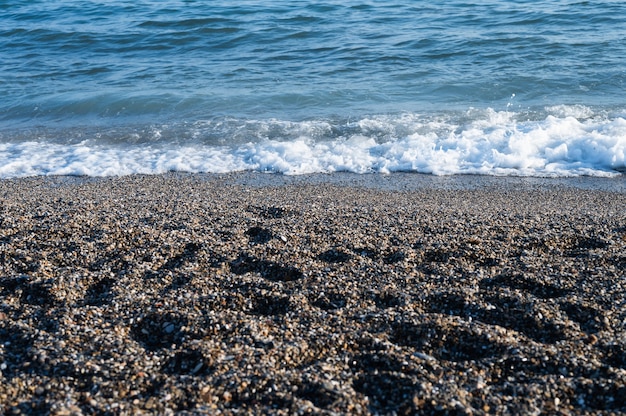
[1,173,625,415]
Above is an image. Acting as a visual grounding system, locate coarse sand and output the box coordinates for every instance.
[1,173,625,415]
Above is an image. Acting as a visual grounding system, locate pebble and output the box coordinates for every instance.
[0,173,625,415]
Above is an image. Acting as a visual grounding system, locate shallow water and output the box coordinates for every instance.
[1,1,625,177]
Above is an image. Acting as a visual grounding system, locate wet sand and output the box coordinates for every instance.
[1,173,625,415]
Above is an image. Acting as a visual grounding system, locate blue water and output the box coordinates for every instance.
[1,1,626,177]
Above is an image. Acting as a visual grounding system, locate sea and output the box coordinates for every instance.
[1,0,626,178]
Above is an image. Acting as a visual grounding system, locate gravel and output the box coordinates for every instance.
[0,173,625,415]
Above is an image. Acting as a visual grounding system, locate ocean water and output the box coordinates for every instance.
[1,0,626,178]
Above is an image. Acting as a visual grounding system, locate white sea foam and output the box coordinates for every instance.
[1,108,625,178]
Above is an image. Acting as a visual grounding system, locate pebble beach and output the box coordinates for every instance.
[1,173,625,415]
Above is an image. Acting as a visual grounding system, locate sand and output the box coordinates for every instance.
[0,173,625,415]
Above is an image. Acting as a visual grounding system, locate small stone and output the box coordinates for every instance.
[414,352,437,361]
[191,362,203,374]
[200,386,213,403]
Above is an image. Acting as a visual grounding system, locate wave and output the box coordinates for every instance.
[1,107,625,178]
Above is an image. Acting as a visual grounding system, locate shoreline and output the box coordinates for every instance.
[224,171,626,192]
[1,173,625,414]
[3,171,626,192]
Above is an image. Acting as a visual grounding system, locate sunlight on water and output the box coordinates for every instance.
[1,1,625,177]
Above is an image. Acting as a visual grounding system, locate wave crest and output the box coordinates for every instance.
[1,107,625,178]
